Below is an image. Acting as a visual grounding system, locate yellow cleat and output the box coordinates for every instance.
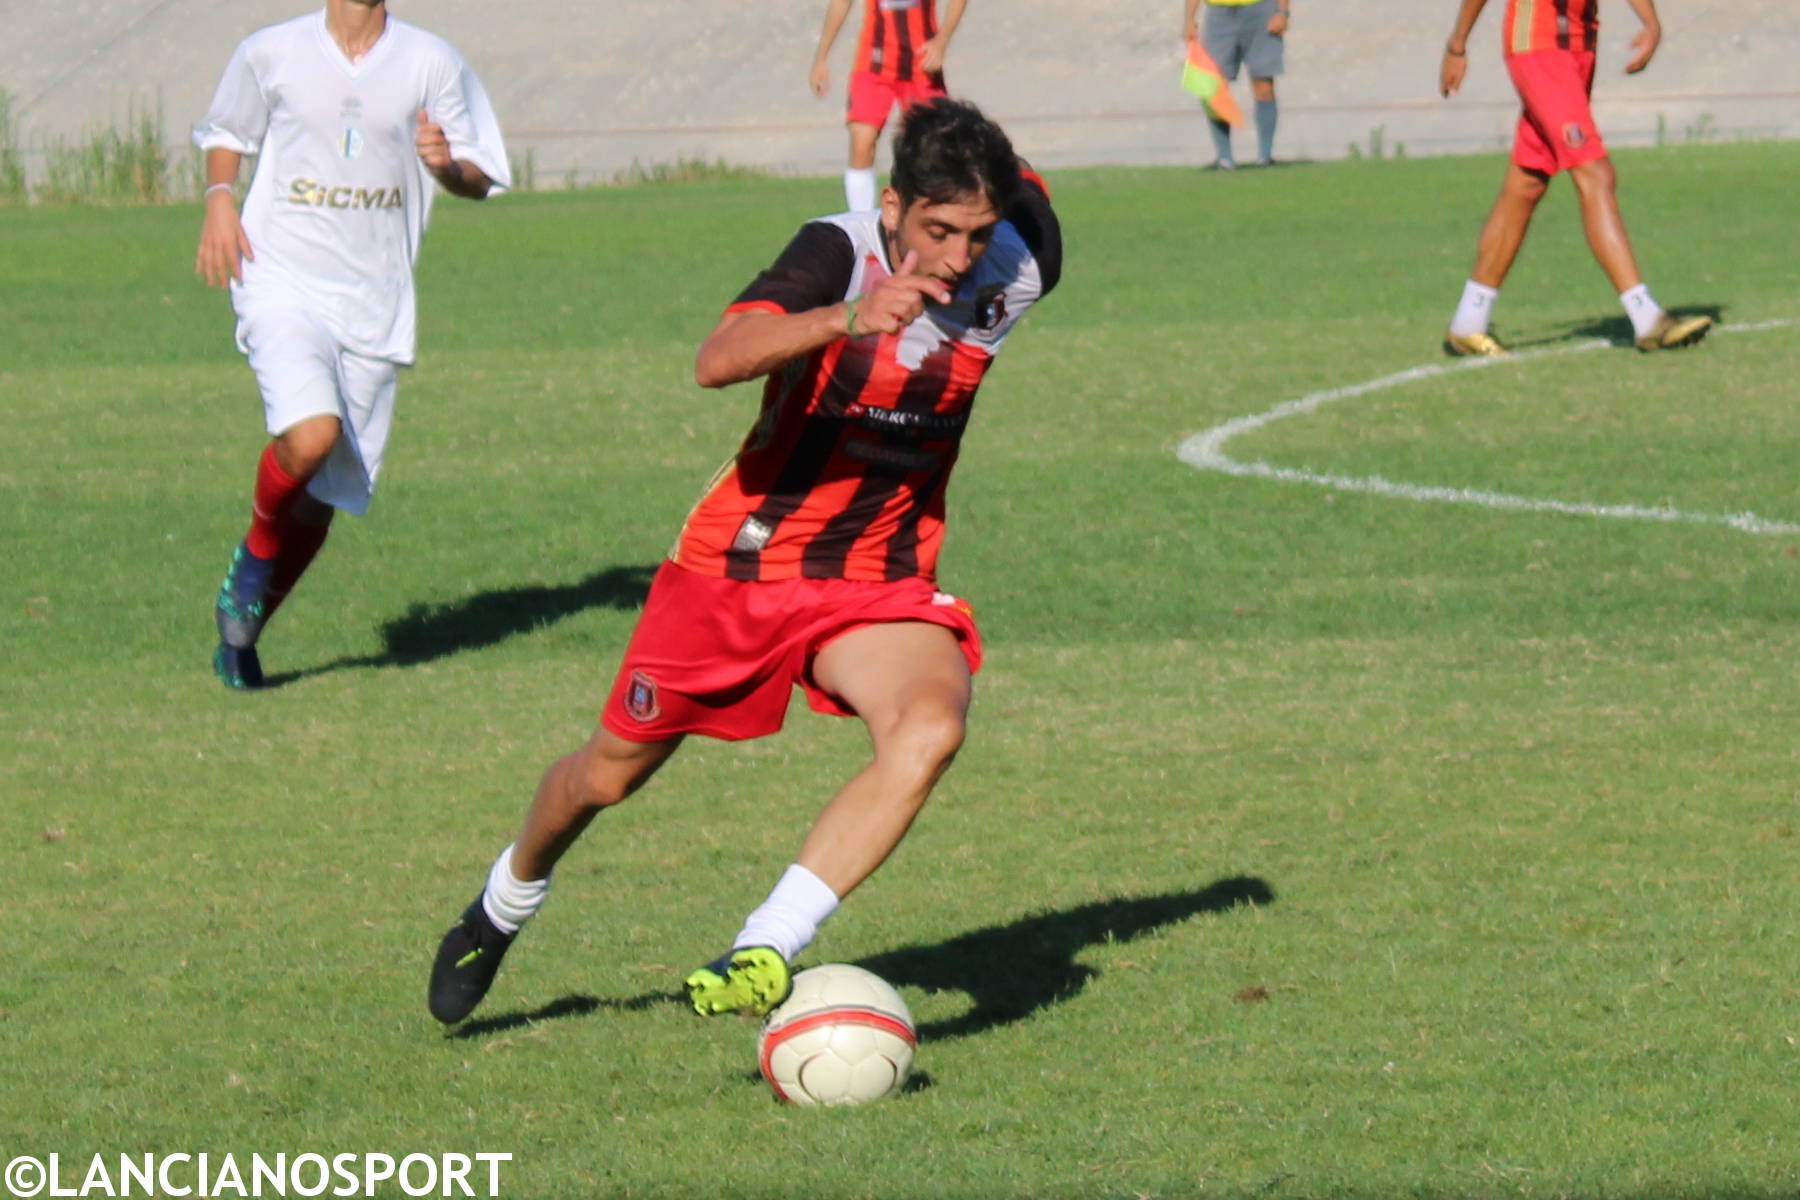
[684,946,792,1016]
[1635,312,1713,352]
[1443,330,1510,358]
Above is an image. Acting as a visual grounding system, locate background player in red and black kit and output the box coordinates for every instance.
[1439,0,1712,356]
[429,98,1061,1025]
[812,0,968,212]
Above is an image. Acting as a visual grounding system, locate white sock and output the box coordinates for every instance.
[732,863,840,962]
[843,167,878,213]
[1620,283,1663,339]
[480,844,550,935]
[1449,280,1500,337]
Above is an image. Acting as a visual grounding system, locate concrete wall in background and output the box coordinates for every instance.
[5,1,1796,186]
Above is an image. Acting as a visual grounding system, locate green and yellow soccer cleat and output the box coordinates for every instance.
[1635,312,1713,353]
[684,946,792,1017]
[1443,330,1509,358]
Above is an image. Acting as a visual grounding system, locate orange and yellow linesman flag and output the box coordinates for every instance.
[1182,39,1244,126]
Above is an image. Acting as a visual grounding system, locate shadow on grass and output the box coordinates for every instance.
[446,989,682,1041]
[1505,302,1725,351]
[443,876,1274,1044]
[262,563,656,688]
[856,874,1276,1042]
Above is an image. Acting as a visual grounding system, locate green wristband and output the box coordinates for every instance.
[846,295,864,338]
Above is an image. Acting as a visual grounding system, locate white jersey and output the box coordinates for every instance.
[193,10,510,363]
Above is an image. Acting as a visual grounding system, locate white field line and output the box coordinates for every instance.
[1175,320,1800,536]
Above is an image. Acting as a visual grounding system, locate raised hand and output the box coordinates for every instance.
[849,250,953,336]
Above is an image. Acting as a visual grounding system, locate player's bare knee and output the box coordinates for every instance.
[1506,171,1550,204]
[1569,157,1616,198]
[880,702,966,779]
[565,754,631,811]
[567,734,675,812]
[273,420,340,478]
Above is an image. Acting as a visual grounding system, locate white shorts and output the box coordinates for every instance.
[234,303,403,517]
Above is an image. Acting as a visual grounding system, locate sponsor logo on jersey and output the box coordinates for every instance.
[731,515,775,553]
[624,671,661,722]
[1563,123,1587,149]
[340,127,365,160]
[285,178,405,209]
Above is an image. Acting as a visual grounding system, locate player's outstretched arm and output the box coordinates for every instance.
[1440,0,1491,97]
[811,0,854,98]
[416,110,493,199]
[194,147,253,289]
[695,249,951,389]
[1620,0,1662,73]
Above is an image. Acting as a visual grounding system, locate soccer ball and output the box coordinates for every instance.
[757,964,916,1106]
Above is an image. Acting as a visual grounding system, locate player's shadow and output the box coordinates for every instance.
[445,989,683,1041]
[1506,303,1725,351]
[854,875,1275,1042]
[438,876,1273,1043]
[261,562,656,687]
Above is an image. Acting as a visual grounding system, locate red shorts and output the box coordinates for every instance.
[846,70,947,130]
[1506,49,1606,175]
[601,560,982,743]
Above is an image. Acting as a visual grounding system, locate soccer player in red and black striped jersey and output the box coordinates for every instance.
[1439,0,1711,355]
[811,0,968,211]
[428,99,1061,1025]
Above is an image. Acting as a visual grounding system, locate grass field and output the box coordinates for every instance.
[2,143,1797,1200]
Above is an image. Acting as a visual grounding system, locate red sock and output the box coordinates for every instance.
[244,444,309,560]
[262,514,332,622]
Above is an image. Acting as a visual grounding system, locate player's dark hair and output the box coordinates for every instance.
[891,98,1021,215]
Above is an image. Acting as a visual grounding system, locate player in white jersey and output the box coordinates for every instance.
[193,0,509,689]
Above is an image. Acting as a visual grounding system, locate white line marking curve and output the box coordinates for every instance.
[1175,320,1800,536]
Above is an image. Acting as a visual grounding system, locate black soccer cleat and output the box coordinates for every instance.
[213,642,265,690]
[428,897,517,1024]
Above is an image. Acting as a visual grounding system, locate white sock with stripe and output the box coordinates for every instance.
[732,863,840,962]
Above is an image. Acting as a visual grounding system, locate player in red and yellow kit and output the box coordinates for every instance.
[811,0,968,211]
[427,99,1062,1026]
[1439,0,1712,355]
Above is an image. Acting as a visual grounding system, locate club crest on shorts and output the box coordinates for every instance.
[625,670,661,723]
[1562,123,1587,149]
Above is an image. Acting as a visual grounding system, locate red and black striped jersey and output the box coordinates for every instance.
[1504,0,1599,55]
[672,176,1062,585]
[854,0,942,83]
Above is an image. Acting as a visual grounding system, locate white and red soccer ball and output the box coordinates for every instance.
[757,964,915,1106]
